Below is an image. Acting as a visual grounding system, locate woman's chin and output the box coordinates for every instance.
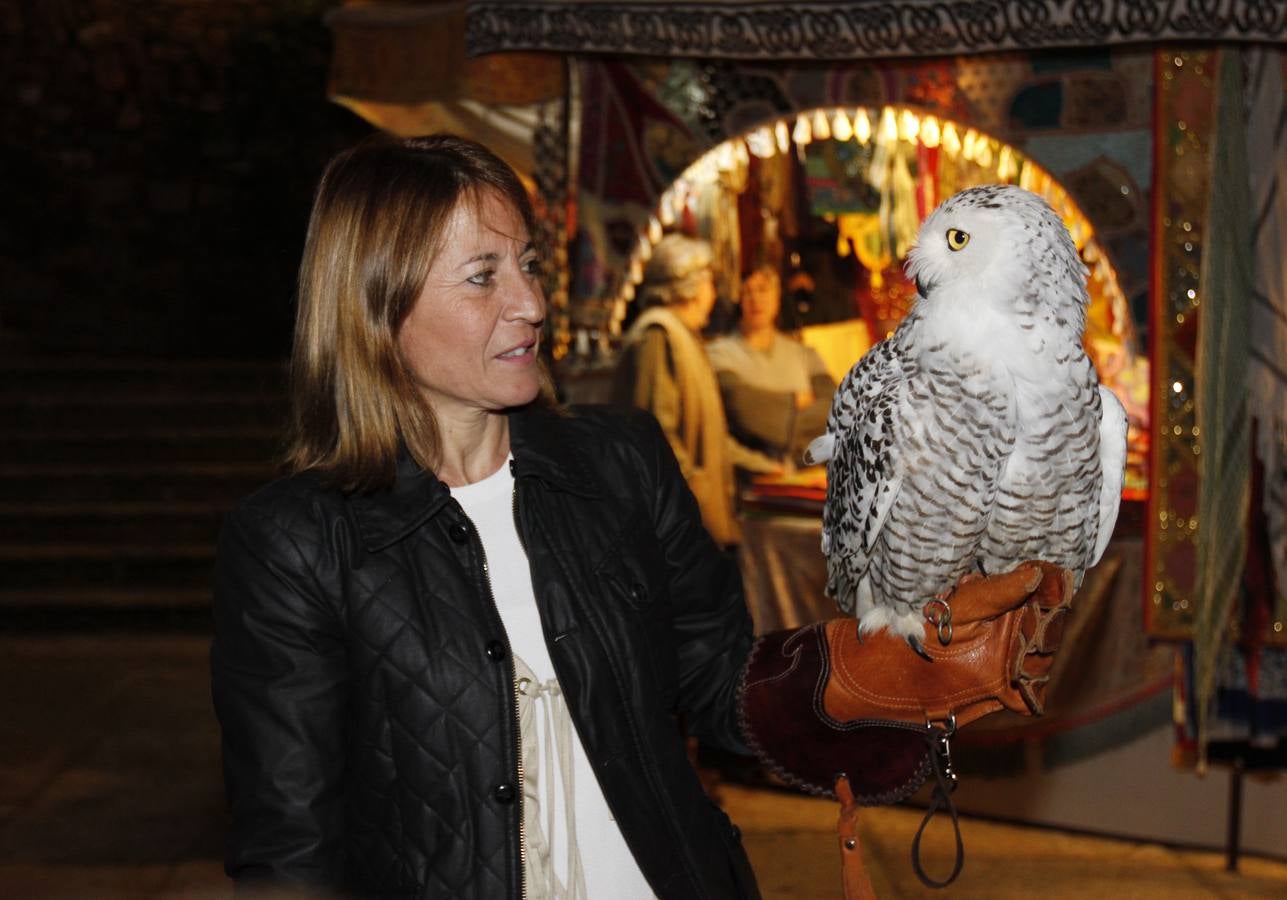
[499,380,543,410]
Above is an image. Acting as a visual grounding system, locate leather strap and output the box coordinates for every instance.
[834,776,877,900]
[835,723,966,894]
[909,732,964,889]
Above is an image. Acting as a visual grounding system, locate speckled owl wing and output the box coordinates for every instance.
[820,324,913,614]
[1092,385,1128,566]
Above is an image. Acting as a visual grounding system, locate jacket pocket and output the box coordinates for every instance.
[596,516,679,704]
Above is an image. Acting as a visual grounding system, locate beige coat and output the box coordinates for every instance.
[612,307,776,545]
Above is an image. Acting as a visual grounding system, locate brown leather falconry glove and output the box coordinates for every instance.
[737,561,1075,804]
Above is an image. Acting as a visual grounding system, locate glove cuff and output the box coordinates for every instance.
[738,624,936,803]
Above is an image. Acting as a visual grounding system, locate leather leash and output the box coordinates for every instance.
[835,719,965,897]
[910,720,964,888]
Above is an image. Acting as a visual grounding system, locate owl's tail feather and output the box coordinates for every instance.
[803,433,835,465]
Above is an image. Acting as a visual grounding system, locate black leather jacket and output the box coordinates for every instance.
[211,405,761,899]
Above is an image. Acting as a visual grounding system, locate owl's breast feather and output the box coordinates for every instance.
[919,290,1027,357]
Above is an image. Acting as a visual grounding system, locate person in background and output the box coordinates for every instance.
[611,234,780,547]
[707,264,836,464]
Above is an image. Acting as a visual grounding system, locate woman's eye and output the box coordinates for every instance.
[946,228,970,251]
[521,256,542,276]
[466,269,494,286]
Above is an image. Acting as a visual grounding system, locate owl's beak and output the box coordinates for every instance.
[915,275,936,298]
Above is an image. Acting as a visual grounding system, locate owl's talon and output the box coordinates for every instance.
[907,635,934,662]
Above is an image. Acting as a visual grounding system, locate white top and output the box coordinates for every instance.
[451,458,656,900]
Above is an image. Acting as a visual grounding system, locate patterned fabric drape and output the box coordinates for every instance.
[1164,48,1287,767]
[1246,49,1287,630]
[1144,50,1215,640]
[466,1,1286,61]
[1191,49,1253,754]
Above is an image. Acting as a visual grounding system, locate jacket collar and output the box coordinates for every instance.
[508,405,601,499]
[350,405,599,552]
[348,452,451,553]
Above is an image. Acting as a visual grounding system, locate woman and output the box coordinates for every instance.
[706,264,836,463]
[611,235,779,547]
[212,134,1068,899]
[212,134,758,899]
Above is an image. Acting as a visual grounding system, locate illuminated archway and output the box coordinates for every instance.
[613,105,1149,497]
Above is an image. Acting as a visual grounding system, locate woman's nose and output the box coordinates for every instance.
[507,272,546,323]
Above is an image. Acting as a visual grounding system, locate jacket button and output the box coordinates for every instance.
[485,640,507,662]
[448,522,470,543]
[493,782,516,804]
[629,581,647,602]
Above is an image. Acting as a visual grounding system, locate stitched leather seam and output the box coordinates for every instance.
[741,626,813,690]
[827,632,1004,704]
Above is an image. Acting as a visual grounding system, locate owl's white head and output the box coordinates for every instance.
[904,185,1089,337]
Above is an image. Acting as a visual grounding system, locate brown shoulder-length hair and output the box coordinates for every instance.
[284,133,544,492]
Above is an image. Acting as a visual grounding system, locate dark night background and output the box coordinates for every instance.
[1,0,373,360]
[0,5,378,891]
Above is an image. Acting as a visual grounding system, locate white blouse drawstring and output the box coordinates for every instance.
[515,654,587,900]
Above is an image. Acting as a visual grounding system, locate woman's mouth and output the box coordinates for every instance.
[497,341,535,360]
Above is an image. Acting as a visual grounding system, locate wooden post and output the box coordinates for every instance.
[1225,757,1244,872]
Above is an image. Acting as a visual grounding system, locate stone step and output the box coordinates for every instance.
[0,359,287,398]
[0,396,288,431]
[0,502,228,545]
[0,429,281,465]
[0,599,213,631]
[0,358,287,623]
[0,585,212,612]
[0,463,274,504]
[0,544,216,593]
[0,584,215,630]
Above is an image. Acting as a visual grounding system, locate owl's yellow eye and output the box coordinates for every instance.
[946,228,970,251]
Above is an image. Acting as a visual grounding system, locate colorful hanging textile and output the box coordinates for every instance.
[1145,50,1216,639]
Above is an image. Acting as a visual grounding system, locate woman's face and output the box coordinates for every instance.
[398,190,545,419]
[739,269,780,333]
[689,267,717,326]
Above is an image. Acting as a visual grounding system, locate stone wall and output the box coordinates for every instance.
[0,0,371,357]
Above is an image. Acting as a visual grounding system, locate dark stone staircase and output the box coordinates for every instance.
[0,359,288,629]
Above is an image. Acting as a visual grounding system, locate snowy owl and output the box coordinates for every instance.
[805,184,1127,657]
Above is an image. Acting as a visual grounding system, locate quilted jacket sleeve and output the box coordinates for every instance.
[210,498,349,889]
[633,412,755,755]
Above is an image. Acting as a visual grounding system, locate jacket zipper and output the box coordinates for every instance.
[461,504,526,900]
[509,464,533,900]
